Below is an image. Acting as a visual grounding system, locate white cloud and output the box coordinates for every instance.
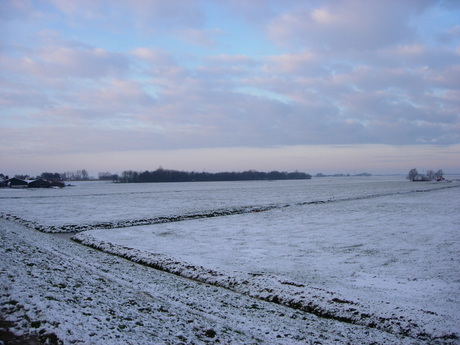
[263,51,318,74]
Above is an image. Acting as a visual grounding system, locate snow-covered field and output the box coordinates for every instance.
[1,177,453,231]
[1,176,459,344]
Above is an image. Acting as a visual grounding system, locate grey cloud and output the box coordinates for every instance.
[128,0,205,29]
[0,0,36,21]
[268,0,431,52]
[2,38,132,81]
[35,45,130,79]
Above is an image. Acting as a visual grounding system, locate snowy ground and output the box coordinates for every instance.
[1,177,459,344]
[1,218,422,345]
[1,177,452,231]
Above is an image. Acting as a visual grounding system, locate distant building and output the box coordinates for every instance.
[4,178,56,188]
[6,178,28,188]
[28,179,51,188]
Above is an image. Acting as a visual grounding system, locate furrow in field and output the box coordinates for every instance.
[1,184,458,233]
[71,232,458,344]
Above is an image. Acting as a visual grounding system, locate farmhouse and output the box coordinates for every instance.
[3,178,56,188]
[6,178,28,188]
[28,179,51,188]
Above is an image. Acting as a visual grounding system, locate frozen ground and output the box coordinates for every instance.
[1,218,422,344]
[0,177,453,231]
[1,177,459,344]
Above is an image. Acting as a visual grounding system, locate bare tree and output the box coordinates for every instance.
[426,170,435,181]
[434,169,444,181]
[407,168,418,181]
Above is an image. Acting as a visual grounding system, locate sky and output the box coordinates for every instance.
[1,0,459,177]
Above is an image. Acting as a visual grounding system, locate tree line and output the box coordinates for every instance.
[2,168,312,183]
[3,170,91,181]
[40,170,89,181]
[117,168,312,183]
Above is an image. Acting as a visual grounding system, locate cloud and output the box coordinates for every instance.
[127,0,205,29]
[46,0,205,29]
[1,0,459,175]
[268,0,430,52]
[75,79,156,115]
[173,28,221,48]
[1,35,131,81]
[263,51,320,75]
[218,0,297,26]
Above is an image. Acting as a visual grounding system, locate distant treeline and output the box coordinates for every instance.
[42,170,89,181]
[116,168,312,183]
[1,170,90,181]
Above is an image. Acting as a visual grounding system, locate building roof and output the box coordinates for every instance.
[6,177,28,184]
